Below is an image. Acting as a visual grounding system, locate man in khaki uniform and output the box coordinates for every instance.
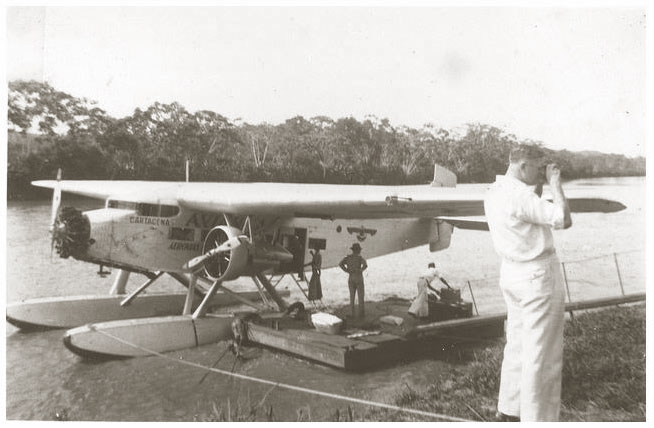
[339,243,367,318]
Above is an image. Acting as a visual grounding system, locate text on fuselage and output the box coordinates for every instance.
[130,216,171,226]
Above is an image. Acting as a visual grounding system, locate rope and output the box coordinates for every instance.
[559,249,643,265]
[462,248,644,289]
[91,328,473,422]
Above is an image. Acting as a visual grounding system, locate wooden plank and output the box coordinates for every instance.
[246,323,416,370]
[563,292,645,311]
[355,333,405,345]
[345,333,410,371]
[247,323,378,369]
[410,292,646,338]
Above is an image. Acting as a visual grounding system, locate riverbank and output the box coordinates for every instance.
[182,303,645,422]
[364,303,646,422]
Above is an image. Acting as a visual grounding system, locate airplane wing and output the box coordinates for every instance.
[31,180,184,205]
[177,182,487,219]
[32,180,625,221]
[32,180,487,219]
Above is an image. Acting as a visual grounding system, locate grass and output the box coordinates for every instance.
[188,303,644,422]
[368,303,646,422]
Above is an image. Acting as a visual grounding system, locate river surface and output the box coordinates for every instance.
[5,177,646,421]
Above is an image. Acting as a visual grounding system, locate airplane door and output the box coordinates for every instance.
[279,228,307,276]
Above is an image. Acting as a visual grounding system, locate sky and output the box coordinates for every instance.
[4,2,649,157]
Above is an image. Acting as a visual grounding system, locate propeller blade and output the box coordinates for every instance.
[184,235,248,272]
[50,169,62,230]
[50,169,62,260]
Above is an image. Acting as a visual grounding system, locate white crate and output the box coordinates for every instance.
[311,312,343,335]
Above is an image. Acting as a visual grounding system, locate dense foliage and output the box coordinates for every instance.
[7,80,645,199]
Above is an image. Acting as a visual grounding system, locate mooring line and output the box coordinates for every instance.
[92,328,473,422]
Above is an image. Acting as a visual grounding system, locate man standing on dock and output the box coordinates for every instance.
[339,243,368,319]
[484,144,572,422]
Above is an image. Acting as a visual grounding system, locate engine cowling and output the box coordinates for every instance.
[202,226,250,281]
[201,225,295,281]
[53,207,91,259]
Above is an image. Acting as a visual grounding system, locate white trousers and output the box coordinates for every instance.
[497,254,565,421]
[408,278,430,317]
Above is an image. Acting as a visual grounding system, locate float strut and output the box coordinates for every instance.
[120,271,164,306]
[217,283,263,310]
[109,269,131,295]
[183,274,197,315]
[255,273,288,312]
[192,279,223,319]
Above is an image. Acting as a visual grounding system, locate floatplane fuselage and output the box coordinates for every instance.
[7,165,629,359]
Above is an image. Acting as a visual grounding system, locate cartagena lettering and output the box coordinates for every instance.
[130,216,171,226]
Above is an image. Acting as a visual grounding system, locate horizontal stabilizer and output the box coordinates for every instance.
[436,216,489,231]
[566,198,626,213]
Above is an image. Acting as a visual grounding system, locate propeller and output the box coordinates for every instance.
[184,234,249,272]
[50,169,62,259]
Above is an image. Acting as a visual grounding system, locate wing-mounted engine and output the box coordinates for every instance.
[52,207,92,259]
[200,225,293,281]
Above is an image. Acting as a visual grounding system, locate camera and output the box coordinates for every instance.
[538,162,559,183]
[538,164,548,183]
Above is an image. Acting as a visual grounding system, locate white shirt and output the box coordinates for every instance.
[421,267,440,281]
[484,175,565,262]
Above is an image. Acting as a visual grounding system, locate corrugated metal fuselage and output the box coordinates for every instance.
[79,203,446,275]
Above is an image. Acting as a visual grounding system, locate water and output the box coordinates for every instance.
[5,177,646,421]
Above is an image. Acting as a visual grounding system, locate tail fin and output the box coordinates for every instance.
[431,164,457,187]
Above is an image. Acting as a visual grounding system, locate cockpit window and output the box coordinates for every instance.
[108,200,137,210]
[107,200,180,218]
[159,205,179,217]
[137,203,159,217]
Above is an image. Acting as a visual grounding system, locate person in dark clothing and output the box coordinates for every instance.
[339,243,367,318]
[305,248,323,300]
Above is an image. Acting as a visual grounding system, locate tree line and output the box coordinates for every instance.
[7,80,645,199]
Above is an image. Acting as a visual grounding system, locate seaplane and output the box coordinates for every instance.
[6,165,630,360]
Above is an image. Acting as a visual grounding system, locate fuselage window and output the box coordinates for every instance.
[107,200,179,218]
[170,227,195,241]
[138,203,160,217]
[160,205,180,217]
[108,200,137,210]
[308,238,327,250]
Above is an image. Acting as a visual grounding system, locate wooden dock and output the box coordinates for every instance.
[244,297,505,371]
[243,292,646,370]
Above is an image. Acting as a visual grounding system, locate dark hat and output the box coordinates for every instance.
[350,243,362,251]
